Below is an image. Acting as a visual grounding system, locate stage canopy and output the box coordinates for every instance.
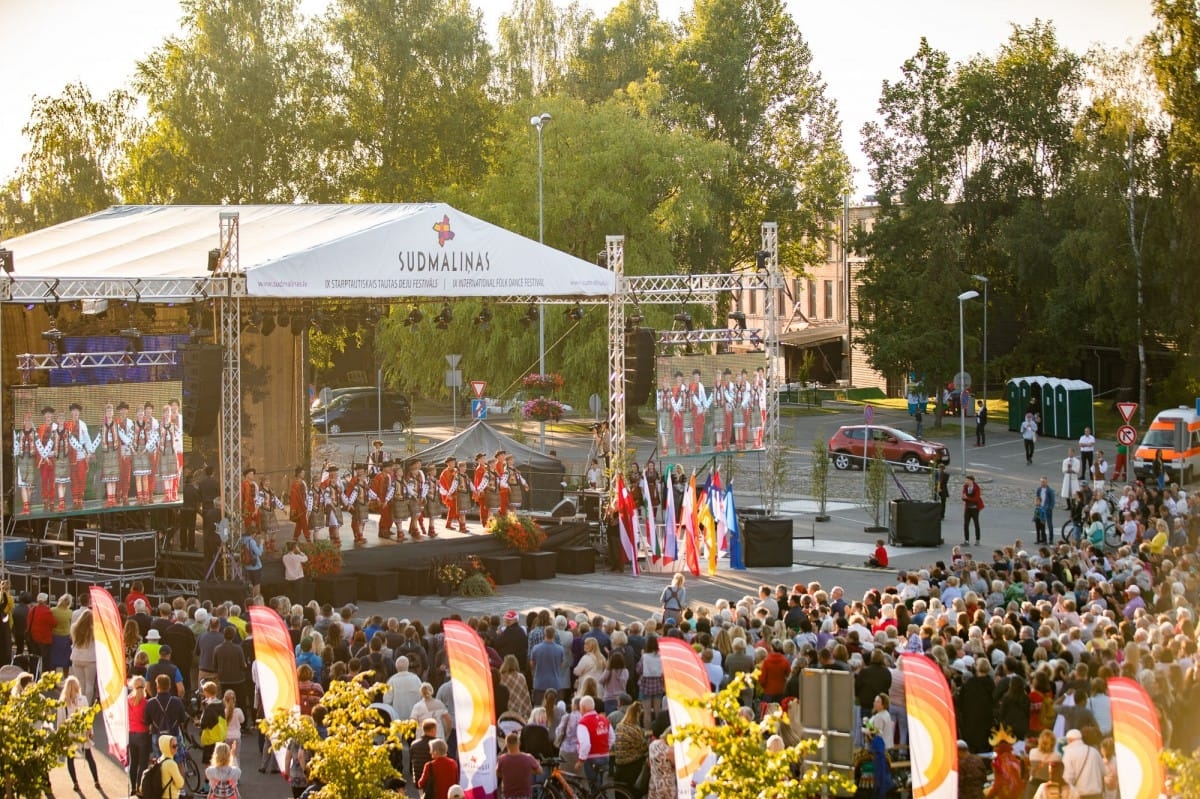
[412,421,567,512]
[3,203,616,299]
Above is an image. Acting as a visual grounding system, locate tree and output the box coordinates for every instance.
[564,0,676,104]
[0,672,97,799]
[810,433,830,521]
[672,670,854,799]
[495,0,593,101]
[0,82,140,234]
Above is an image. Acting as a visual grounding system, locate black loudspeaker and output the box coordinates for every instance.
[182,344,223,437]
[550,498,577,518]
[625,328,655,406]
[889,500,943,546]
[742,517,794,567]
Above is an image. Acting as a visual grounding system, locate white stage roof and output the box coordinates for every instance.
[3,203,616,299]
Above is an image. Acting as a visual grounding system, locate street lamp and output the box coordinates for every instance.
[531,111,551,451]
[958,289,980,476]
[972,274,988,405]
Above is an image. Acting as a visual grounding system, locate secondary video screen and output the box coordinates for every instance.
[654,352,769,457]
[10,382,186,519]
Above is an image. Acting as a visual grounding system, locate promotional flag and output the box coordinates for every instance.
[1108,677,1166,799]
[681,472,700,576]
[709,468,727,552]
[900,653,958,799]
[724,481,745,570]
[641,471,660,564]
[697,476,717,576]
[613,474,640,576]
[663,470,678,565]
[444,620,499,799]
[659,638,716,799]
[249,606,300,772]
[89,587,129,765]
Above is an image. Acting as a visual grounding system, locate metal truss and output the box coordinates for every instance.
[216,213,244,543]
[657,328,764,347]
[1,276,243,303]
[626,272,770,300]
[761,222,782,515]
[606,237,626,478]
[16,350,178,381]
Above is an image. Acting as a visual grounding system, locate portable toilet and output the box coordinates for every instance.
[1017,377,1033,424]
[1040,378,1059,438]
[1061,380,1095,440]
[1007,380,1023,430]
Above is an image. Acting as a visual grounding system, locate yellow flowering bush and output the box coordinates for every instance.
[0,671,97,799]
[261,678,417,799]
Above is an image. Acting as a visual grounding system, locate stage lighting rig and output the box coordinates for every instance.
[42,327,65,357]
[434,304,453,329]
[728,310,747,330]
[120,327,144,355]
[403,305,423,328]
[207,248,221,273]
[565,302,584,322]
[673,311,694,331]
[188,301,213,339]
[260,313,276,336]
[475,305,493,328]
[0,248,13,274]
[755,250,769,271]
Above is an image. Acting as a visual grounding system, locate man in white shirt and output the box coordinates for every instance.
[1078,428,1096,484]
[384,656,424,720]
[1061,728,1105,799]
[1062,448,1081,510]
[1019,413,1038,464]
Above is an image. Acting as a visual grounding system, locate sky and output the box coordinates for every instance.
[0,0,1156,199]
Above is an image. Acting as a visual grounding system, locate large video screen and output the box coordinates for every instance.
[10,383,186,519]
[654,352,769,457]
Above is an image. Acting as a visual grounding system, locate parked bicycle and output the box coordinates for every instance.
[534,757,637,799]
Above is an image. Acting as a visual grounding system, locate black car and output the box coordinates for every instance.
[311,390,412,434]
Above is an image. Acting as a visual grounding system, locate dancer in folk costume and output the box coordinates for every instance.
[64,403,92,510]
[710,369,728,453]
[495,449,511,515]
[472,452,491,526]
[479,458,501,525]
[142,402,160,497]
[130,405,157,505]
[720,369,736,450]
[386,461,408,540]
[343,463,370,546]
[321,464,344,545]
[157,404,180,502]
[689,369,708,453]
[114,402,135,505]
[656,376,672,455]
[422,464,443,537]
[504,455,531,511]
[669,372,688,456]
[35,405,58,511]
[93,403,123,508]
[51,410,71,511]
[401,460,426,540]
[241,467,262,534]
[753,367,768,449]
[258,475,286,554]
[13,412,39,514]
[169,399,184,475]
[370,459,397,540]
[455,460,473,532]
[367,439,389,478]
[438,457,467,532]
[289,466,313,542]
[732,371,751,450]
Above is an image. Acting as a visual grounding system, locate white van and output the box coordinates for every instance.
[1133,406,1200,483]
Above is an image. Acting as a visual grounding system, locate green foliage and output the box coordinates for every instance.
[672,670,854,799]
[0,671,98,799]
[495,0,593,101]
[564,0,676,104]
[866,441,888,528]
[1163,748,1200,798]
[261,678,416,799]
[810,433,829,515]
[458,572,495,597]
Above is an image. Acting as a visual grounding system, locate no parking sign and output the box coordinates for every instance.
[1117,425,1137,447]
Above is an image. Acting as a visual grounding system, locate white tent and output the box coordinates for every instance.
[4,203,616,298]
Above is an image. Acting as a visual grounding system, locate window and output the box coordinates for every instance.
[749,288,757,315]
[807,280,816,319]
[823,280,834,319]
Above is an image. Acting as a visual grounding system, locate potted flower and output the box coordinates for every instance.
[522,397,565,422]
[488,512,547,553]
[459,555,495,596]
[299,539,343,577]
[521,373,565,393]
[434,559,466,596]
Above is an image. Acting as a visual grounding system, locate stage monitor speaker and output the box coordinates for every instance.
[742,517,793,567]
[182,344,223,437]
[550,498,577,518]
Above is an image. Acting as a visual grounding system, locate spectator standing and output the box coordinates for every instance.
[1020,413,1039,464]
[610,702,648,786]
[1062,728,1105,799]
[1035,477,1056,544]
[282,540,308,583]
[1078,427,1096,483]
[957,739,989,799]
[69,609,97,705]
[384,656,423,721]
[205,741,242,798]
[145,673,187,756]
[127,676,152,796]
[660,574,687,624]
[962,475,984,546]
[410,719,439,798]
[57,675,100,791]
[975,401,988,447]
[529,625,566,705]
[214,627,249,720]
[417,739,459,799]
[156,735,186,799]
[496,731,541,799]
[1062,449,1082,510]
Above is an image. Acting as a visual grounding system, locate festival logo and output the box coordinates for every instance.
[433,214,455,247]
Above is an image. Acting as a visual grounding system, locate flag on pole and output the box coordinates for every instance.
[443,620,499,799]
[613,474,640,576]
[698,474,717,576]
[709,468,727,552]
[663,470,678,565]
[682,472,700,576]
[249,606,300,772]
[1108,677,1166,799]
[724,481,745,570]
[641,471,660,564]
[90,587,129,766]
[659,638,717,799]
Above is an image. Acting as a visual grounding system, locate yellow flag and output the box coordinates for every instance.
[698,499,717,576]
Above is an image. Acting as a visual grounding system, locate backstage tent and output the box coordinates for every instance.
[411,421,567,512]
[5,203,616,298]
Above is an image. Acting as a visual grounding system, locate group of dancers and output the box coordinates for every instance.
[270,446,531,547]
[657,366,769,455]
[12,400,184,514]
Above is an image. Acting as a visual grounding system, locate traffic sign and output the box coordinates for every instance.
[470,380,487,398]
[864,405,874,424]
[470,399,487,420]
[1117,425,1137,446]
[445,353,462,369]
[1116,402,1138,423]
[445,369,462,388]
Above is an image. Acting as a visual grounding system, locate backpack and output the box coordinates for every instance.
[139,757,166,799]
[201,712,228,746]
[209,776,239,798]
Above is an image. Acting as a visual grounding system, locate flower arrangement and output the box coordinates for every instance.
[521,372,565,392]
[522,397,565,422]
[300,539,343,577]
[435,560,467,589]
[488,512,547,553]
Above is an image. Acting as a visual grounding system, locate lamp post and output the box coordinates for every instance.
[531,111,551,451]
[958,289,980,476]
[972,274,988,405]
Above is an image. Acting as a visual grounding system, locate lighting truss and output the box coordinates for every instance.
[656,328,764,346]
[16,349,179,382]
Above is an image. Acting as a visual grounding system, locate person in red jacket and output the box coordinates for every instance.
[124,581,150,616]
[27,592,55,661]
[758,641,791,704]
[576,695,612,789]
[417,738,459,799]
[866,539,889,568]
[961,474,984,546]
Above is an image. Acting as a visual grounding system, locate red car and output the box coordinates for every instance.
[828,424,950,473]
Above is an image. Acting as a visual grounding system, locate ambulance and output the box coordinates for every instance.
[1133,405,1200,483]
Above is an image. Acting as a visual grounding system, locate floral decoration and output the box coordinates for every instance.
[522,397,565,422]
[435,560,467,589]
[300,539,343,577]
[488,512,547,553]
[521,373,565,392]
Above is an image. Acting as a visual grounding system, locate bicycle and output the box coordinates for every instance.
[534,757,637,799]
[1059,518,1120,551]
[175,716,205,794]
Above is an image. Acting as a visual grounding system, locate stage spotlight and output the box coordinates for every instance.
[120,327,144,355]
[434,303,453,329]
[260,313,276,336]
[403,305,423,328]
[520,303,538,327]
[728,310,747,330]
[755,250,769,271]
[596,250,608,268]
[565,302,584,322]
[673,311,693,331]
[189,301,213,338]
[247,310,264,329]
[0,248,14,274]
[276,310,290,326]
[290,315,305,336]
[628,309,644,326]
[42,327,65,357]
[207,248,221,273]
[475,305,492,327]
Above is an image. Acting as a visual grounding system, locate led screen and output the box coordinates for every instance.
[654,352,769,458]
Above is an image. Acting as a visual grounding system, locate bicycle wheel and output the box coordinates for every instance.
[1103,522,1122,551]
[1059,520,1075,545]
[595,782,636,799]
[182,751,203,793]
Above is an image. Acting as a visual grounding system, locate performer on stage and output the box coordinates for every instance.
[169,398,184,475]
[114,402,134,506]
[422,464,442,538]
[370,459,396,540]
[710,369,727,452]
[258,475,285,554]
[94,403,123,508]
[289,466,312,543]
[51,410,71,511]
[64,403,92,510]
[343,463,370,546]
[689,368,708,453]
[438,457,465,533]
[644,459,662,515]
[321,464,344,546]
[132,406,158,505]
[455,460,473,532]
[733,370,751,450]
[478,459,501,525]
[402,460,426,540]
[472,452,490,526]
[753,366,768,449]
[669,372,688,456]
[367,439,389,477]
[495,449,510,515]
[143,401,160,498]
[386,461,407,540]
[504,454,530,511]
[35,406,57,512]
[241,467,261,534]
[656,377,672,455]
[13,413,38,514]
[157,404,179,502]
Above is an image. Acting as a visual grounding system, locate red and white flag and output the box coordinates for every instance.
[613,474,640,576]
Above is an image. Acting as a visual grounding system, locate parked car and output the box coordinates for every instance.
[827,424,950,473]
[311,390,412,434]
[310,385,375,412]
